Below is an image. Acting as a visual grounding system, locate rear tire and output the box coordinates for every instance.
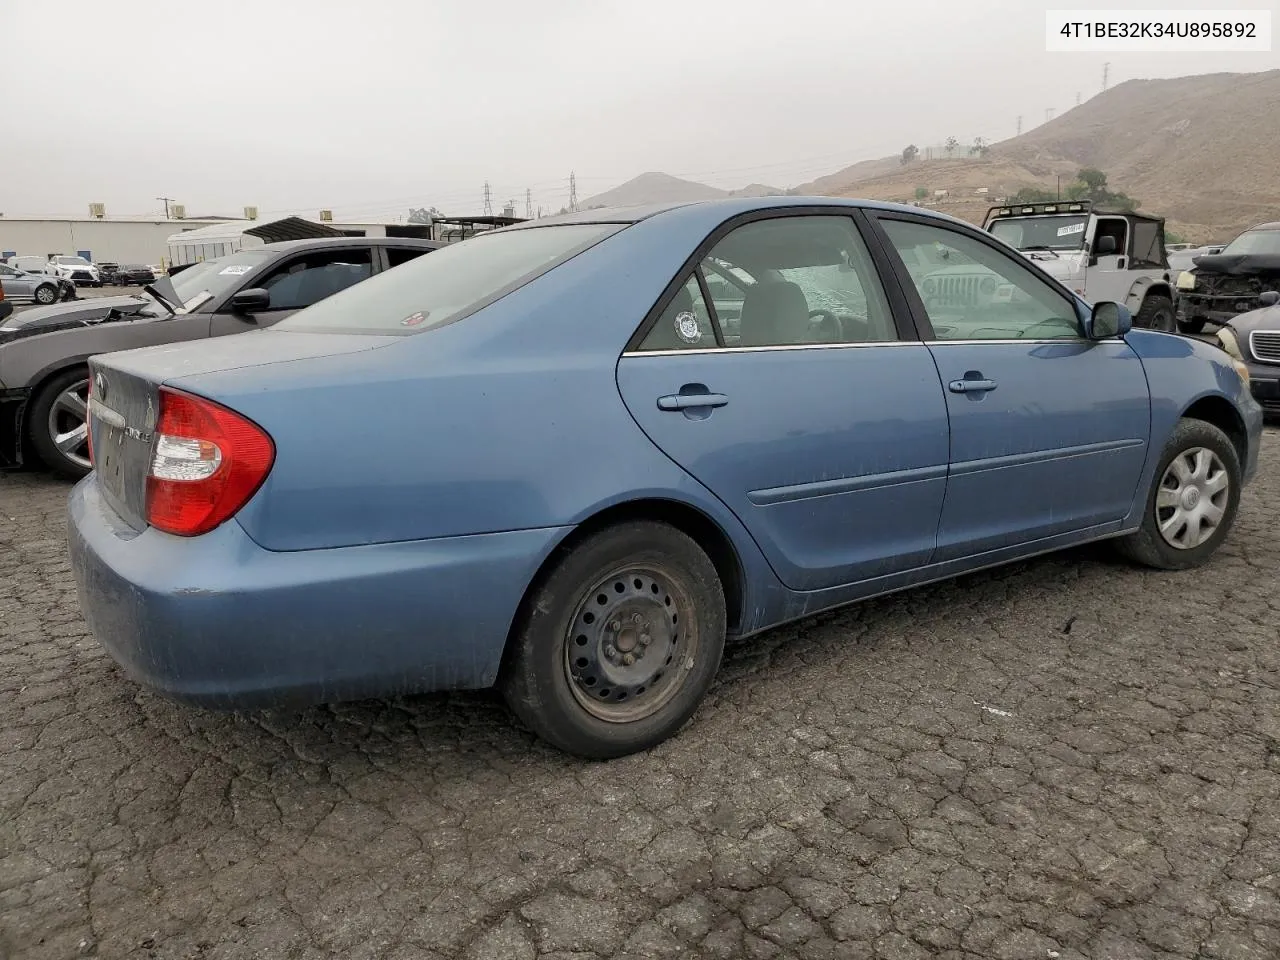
[28,368,93,481]
[1135,293,1176,332]
[1113,418,1241,570]
[34,284,57,305]
[500,521,726,759]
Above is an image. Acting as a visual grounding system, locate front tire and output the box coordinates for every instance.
[34,283,57,305]
[500,521,726,759]
[1113,418,1241,570]
[1177,317,1207,335]
[1136,293,1176,332]
[28,368,93,480]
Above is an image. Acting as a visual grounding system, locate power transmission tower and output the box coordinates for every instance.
[1045,107,1055,122]
[569,172,578,212]
[483,181,492,216]
[156,196,174,218]
[1076,91,1082,106]
[525,188,532,219]
[1016,115,1022,136]
[1102,62,1110,91]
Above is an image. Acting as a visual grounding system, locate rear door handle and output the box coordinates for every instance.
[657,392,729,411]
[948,378,998,394]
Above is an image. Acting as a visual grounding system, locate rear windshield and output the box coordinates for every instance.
[274,223,622,335]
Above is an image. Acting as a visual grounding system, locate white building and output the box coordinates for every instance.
[0,216,231,266]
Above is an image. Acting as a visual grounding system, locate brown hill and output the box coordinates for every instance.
[816,69,1280,243]
[582,172,727,209]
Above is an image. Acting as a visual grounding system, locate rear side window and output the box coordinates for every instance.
[275,224,622,335]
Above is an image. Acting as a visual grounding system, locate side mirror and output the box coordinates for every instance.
[1089,301,1131,339]
[1260,290,1280,307]
[1095,236,1118,257]
[228,288,270,314]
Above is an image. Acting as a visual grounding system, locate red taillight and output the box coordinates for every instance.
[145,386,275,537]
[85,375,94,466]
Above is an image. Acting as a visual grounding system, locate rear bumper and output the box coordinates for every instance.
[68,476,568,709]
[0,300,12,322]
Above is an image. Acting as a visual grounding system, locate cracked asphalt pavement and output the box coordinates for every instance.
[2,429,1278,960]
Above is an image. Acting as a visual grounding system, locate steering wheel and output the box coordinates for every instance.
[807,309,843,340]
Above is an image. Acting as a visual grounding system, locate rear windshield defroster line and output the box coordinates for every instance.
[275,223,625,336]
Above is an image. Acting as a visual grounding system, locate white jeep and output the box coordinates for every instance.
[981,201,1178,331]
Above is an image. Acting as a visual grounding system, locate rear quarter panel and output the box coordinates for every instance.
[1121,330,1263,522]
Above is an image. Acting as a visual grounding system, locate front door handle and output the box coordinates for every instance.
[657,392,729,411]
[948,378,998,394]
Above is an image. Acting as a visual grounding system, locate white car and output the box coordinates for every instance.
[5,255,101,287]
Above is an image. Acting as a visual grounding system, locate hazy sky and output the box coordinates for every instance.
[4,0,1275,220]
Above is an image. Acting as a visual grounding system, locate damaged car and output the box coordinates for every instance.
[1214,289,1280,418]
[0,236,439,478]
[1175,221,1280,334]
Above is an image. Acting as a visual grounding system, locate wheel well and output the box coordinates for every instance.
[505,499,747,657]
[1183,395,1247,466]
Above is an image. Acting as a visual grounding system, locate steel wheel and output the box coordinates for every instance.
[46,378,91,471]
[1154,446,1229,550]
[564,566,696,724]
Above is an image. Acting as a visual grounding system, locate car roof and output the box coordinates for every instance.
[246,236,443,254]
[503,195,975,230]
[1244,222,1280,232]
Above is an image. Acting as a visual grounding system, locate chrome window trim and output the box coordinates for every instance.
[924,337,1096,346]
[621,340,916,358]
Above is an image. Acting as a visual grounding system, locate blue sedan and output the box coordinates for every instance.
[68,198,1264,758]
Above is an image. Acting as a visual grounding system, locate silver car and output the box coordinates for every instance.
[0,263,74,305]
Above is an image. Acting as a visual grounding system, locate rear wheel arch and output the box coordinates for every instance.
[502,498,747,666]
[1180,394,1248,468]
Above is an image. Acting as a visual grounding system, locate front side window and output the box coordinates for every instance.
[879,218,1081,341]
[258,249,374,311]
[276,223,621,335]
[639,215,895,350]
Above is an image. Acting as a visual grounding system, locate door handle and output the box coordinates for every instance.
[657,392,729,411]
[948,378,998,394]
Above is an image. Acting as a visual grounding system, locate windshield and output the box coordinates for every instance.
[57,256,91,266]
[276,223,622,335]
[1222,229,1280,256]
[989,216,1088,251]
[167,250,272,309]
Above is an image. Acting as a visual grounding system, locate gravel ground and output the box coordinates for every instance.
[1,431,1278,960]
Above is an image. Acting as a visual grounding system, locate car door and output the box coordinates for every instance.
[616,211,951,592]
[871,213,1151,562]
[0,265,27,300]
[1083,215,1131,302]
[208,245,375,335]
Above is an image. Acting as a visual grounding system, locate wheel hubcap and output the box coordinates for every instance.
[1155,446,1229,550]
[47,379,91,470]
[564,567,696,724]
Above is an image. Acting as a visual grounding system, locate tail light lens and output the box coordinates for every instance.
[145,387,275,537]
